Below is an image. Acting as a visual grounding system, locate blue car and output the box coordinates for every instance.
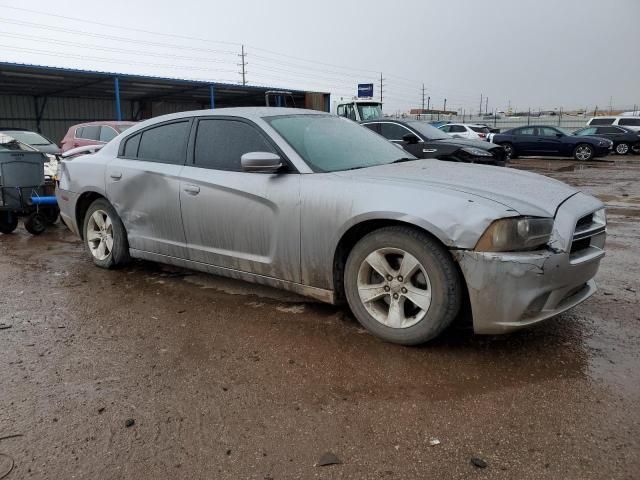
[491,125,613,161]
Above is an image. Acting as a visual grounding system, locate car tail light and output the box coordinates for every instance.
[478,133,486,138]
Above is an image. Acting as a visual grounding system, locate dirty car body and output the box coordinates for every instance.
[56,108,606,341]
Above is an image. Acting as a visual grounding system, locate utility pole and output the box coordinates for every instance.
[479,94,483,116]
[485,97,488,117]
[609,96,613,114]
[379,73,385,104]
[427,96,430,111]
[238,45,248,86]
[443,98,447,112]
[421,84,426,113]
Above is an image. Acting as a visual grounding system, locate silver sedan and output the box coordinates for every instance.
[56,108,606,345]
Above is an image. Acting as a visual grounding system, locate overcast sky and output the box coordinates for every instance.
[1,0,638,114]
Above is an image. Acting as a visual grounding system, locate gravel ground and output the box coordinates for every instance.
[1,157,639,479]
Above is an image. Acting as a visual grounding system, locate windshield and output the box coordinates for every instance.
[1,131,51,146]
[265,114,415,172]
[405,121,451,140]
[357,104,383,121]
[469,126,490,133]
[0,134,37,152]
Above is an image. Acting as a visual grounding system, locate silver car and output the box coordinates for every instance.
[56,108,606,345]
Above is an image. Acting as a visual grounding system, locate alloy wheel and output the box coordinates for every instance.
[86,209,114,260]
[616,143,629,155]
[356,248,432,329]
[575,145,593,161]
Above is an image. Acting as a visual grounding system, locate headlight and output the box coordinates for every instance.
[475,217,554,252]
[593,207,606,226]
[461,147,493,157]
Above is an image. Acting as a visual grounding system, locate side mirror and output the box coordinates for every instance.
[241,152,283,173]
[402,133,420,144]
[555,133,564,138]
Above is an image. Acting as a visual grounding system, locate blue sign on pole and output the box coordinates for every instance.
[357,83,374,98]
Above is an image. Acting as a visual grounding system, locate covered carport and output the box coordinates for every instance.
[0,62,330,144]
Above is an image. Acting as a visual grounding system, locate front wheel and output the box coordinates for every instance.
[574,144,594,161]
[344,226,462,345]
[83,198,130,268]
[615,143,629,155]
[500,142,517,159]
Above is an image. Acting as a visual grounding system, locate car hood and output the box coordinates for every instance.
[32,143,61,154]
[337,160,578,217]
[431,137,496,150]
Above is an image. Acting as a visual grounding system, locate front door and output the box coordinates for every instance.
[179,118,302,283]
[106,120,191,258]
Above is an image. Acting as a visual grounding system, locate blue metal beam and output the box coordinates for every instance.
[209,84,215,109]
[114,76,122,121]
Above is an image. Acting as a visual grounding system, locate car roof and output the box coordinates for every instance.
[71,120,136,127]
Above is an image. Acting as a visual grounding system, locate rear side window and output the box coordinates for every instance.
[79,125,100,140]
[136,121,190,164]
[517,127,535,135]
[194,119,275,171]
[449,125,466,133]
[618,118,640,126]
[598,126,620,134]
[589,118,614,125]
[99,126,118,142]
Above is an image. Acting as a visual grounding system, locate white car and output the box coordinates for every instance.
[439,123,491,141]
[586,116,640,132]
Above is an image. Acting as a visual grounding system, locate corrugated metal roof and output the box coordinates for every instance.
[0,61,328,104]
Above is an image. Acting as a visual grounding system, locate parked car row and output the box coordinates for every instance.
[55,107,607,346]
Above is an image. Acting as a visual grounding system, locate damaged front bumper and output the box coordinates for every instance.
[454,192,606,334]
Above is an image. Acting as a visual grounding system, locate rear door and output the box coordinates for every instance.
[512,127,537,154]
[106,120,191,258]
[179,117,301,282]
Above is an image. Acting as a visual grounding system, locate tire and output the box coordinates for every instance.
[0,212,18,234]
[344,226,462,345]
[40,206,60,225]
[24,213,46,235]
[574,143,594,161]
[499,142,518,159]
[615,143,630,155]
[82,198,130,269]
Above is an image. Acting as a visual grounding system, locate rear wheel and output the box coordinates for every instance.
[24,213,46,235]
[0,212,18,234]
[344,226,462,345]
[500,142,517,159]
[574,144,594,161]
[83,198,130,268]
[615,143,629,155]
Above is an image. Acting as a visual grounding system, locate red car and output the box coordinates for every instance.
[60,121,135,152]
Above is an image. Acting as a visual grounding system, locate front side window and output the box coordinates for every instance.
[539,127,560,137]
[136,121,190,164]
[380,123,413,141]
[405,121,451,140]
[99,126,118,142]
[194,119,275,171]
[265,114,414,173]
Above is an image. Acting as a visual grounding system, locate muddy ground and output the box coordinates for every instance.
[1,157,639,479]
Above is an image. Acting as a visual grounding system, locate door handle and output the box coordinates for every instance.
[109,172,122,180]
[183,184,200,195]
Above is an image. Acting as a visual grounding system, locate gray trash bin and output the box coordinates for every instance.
[0,151,46,208]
